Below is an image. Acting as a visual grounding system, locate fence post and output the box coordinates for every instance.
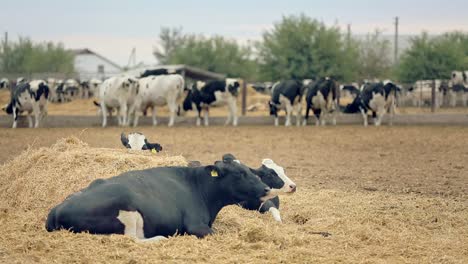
[431,79,436,113]
[242,79,247,116]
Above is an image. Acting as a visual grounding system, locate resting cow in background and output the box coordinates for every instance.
[343,81,399,126]
[46,154,275,242]
[120,132,162,152]
[268,80,305,126]
[179,79,240,126]
[303,77,338,126]
[130,74,185,127]
[2,80,49,128]
[99,76,139,127]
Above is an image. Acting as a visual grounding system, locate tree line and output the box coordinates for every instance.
[1,14,467,84]
[155,14,468,83]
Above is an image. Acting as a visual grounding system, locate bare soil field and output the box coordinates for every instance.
[0,126,467,263]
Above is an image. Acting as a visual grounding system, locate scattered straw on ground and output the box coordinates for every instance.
[0,137,467,263]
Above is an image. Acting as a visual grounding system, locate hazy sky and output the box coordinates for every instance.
[2,0,467,65]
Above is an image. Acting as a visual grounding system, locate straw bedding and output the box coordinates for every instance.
[0,137,467,263]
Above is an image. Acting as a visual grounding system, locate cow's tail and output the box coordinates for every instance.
[45,206,59,232]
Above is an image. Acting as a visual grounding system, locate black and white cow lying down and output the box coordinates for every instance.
[303,77,338,126]
[120,132,163,152]
[2,80,49,128]
[188,155,296,223]
[46,154,275,241]
[179,79,240,126]
[343,81,399,126]
[268,80,305,126]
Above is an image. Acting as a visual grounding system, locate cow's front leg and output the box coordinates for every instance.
[295,103,302,127]
[32,104,40,128]
[168,103,178,127]
[186,224,214,238]
[101,104,108,127]
[12,107,18,129]
[203,108,209,126]
[152,107,158,126]
[285,102,293,126]
[360,108,368,127]
[120,104,128,127]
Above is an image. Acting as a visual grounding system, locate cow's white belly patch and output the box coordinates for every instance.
[117,210,145,239]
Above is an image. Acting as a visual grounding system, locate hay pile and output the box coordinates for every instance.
[0,138,467,263]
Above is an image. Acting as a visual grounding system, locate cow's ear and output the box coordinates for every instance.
[222,154,237,163]
[205,165,221,178]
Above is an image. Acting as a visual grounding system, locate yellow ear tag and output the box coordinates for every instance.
[211,170,218,177]
[151,149,157,154]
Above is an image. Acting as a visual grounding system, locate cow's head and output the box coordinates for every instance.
[226,78,240,96]
[2,103,13,115]
[209,154,275,203]
[120,132,162,152]
[268,101,279,116]
[178,86,195,116]
[257,159,296,194]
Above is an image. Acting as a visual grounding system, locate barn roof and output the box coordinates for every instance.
[70,48,123,71]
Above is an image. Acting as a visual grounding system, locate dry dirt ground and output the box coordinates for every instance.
[0,126,467,263]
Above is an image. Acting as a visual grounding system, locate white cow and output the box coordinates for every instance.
[99,76,139,127]
[2,80,49,128]
[130,74,184,127]
[409,80,443,108]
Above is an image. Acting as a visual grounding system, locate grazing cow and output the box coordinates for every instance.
[408,80,444,107]
[120,132,162,152]
[268,80,305,126]
[340,84,360,100]
[45,154,275,242]
[343,81,399,126]
[2,80,49,128]
[303,77,338,126]
[130,74,185,127]
[62,79,81,101]
[450,83,468,107]
[80,79,102,99]
[0,78,11,90]
[179,79,240,126]
[451,71,468,86]
[99,76,139,127]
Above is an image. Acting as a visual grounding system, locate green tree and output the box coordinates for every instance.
[356,30,393,81]
[256,14,359,82]
[396,32,468,83]
[154,27,257,79]
[0,37,74,74]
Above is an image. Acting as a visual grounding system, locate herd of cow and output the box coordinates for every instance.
[1,70,467,128]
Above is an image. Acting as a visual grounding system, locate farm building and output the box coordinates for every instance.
[71,48,123,80]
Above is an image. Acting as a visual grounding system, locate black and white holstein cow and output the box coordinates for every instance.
[179,79,240,126]
[187,155,297,223]
[268,80,305,126]
[2,80,49,128]
[99,76,139,127]
[0,78,11,91]
[303,77,338,126]
[46,154,275,242]
[130,74,185,127]
[343,81,399,126]
[238,158,296,223]
[120,132,163,152]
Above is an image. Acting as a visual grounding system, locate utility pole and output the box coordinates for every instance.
[4,32,8,71]
[394,17,399,65]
